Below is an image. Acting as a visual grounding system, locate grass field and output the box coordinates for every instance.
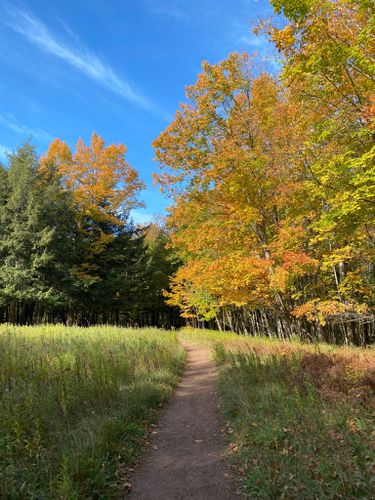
[209,332,375,499]
[0,325,185,498]
[1,325,374,499]
[178,328,374,496]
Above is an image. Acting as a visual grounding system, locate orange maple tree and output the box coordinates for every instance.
[154,0,374,343]
[41,132,144,279]
[42,132,144,226]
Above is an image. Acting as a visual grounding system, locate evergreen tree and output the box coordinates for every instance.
[26,163,82,322]
[0,144,83,323]
[0,143,37,322]
[143,228,182,327]
[0,140,181,327]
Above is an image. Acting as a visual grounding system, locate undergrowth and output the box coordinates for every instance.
[214,340,375,499]
[0,325,185,498]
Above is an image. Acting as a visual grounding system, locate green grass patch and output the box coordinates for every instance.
[214,343,375,499]
[0,325,185,498]
[178,327,244,344]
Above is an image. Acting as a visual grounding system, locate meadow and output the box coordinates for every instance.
[0,325,185,498]
[1,325,374,499]
[178,328,374,497]
[210,333,375,499]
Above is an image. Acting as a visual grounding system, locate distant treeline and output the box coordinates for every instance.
[0,138,182,328]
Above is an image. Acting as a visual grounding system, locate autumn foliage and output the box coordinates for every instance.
[154,0,375,343]
[42,133,144,225]
[0,133,179,326]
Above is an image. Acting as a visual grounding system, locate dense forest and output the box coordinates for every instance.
[0,0,374,345]
[154,0,375,344]
[0,137,181,327]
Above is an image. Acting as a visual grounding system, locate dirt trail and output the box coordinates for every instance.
[130,343,234,499]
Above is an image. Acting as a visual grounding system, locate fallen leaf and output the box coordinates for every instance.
[123,482,132,494]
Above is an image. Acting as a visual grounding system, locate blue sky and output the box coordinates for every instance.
[0,0,277,224]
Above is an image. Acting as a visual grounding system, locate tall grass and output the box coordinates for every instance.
[178,327,241,344]
[214,343,375,499]
[0,325,185,498]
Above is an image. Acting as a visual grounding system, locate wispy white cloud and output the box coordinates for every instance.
[1,2,153,111]
[0,112,51,141]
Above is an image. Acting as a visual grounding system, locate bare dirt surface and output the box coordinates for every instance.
[130,343,236,500]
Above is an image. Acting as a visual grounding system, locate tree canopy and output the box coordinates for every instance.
[0,136,180,327]
[153,0,375,344]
